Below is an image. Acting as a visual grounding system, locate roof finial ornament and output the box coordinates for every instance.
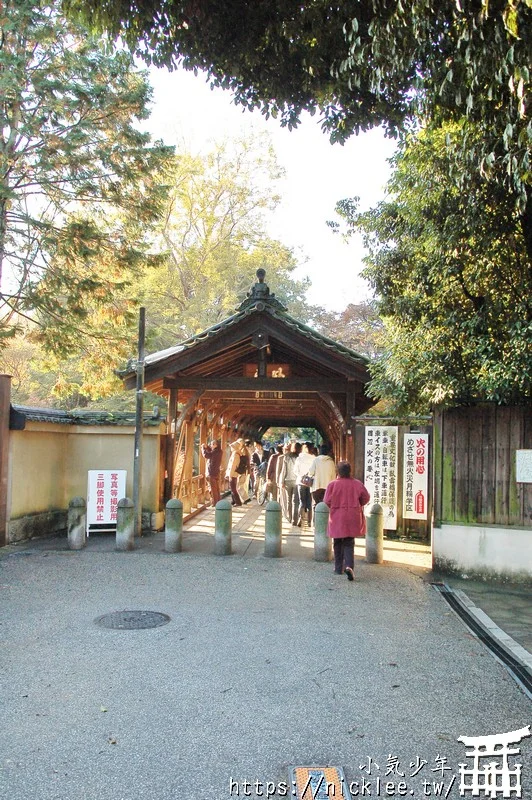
[238,268,287,311]
[252,268,270,299]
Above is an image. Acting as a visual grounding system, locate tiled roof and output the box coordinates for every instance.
[10,405,164,429]
[120,301,368,378]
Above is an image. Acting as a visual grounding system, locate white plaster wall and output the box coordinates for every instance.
[8,421,165,519]
[8,425,68,518]
[65,425,163,512]
[433,524,532,580]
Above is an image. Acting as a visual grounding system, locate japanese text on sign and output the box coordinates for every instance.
[364,426,398,530]
[403,434,429,520]
[87,470,127,533]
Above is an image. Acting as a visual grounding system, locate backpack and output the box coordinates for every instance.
[235,454,248,474]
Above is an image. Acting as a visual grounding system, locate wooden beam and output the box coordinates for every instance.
[318,392,347,434]
[125,314,262,388]
[256,315,370,381]
[162,377,351,392]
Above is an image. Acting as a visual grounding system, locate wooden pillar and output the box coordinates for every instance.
[341,430,347,462]
[181,418,195,514]
[220,423,229,494]
[198,416,207,504]
[164,388,178,503]
[354,423,365,482]
[345,389,356,470]
[433,407,444,530]
[0,375,11,547]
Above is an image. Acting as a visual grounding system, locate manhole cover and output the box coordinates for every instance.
[95,610,171,630]
[290,767,349,800]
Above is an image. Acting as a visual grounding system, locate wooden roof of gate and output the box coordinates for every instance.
[120,270,375,434]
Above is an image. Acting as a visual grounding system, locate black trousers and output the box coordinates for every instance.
[298,485,312,522]
[229,477,242,505]
[333,537,355,573]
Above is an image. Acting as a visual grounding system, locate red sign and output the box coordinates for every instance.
[415,490,425,515]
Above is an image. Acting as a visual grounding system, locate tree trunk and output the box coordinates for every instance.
[522,184,532,267]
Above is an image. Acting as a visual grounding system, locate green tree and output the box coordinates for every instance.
[0,335,42,403]
[135,136,314,350]
[0,0,174,395]
[336,122,532,411]
[64,0,531,253]
[312,301,384,360]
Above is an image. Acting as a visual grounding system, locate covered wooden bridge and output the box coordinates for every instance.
[121,270,374,513]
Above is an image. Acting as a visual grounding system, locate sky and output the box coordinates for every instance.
[145,67,398,312]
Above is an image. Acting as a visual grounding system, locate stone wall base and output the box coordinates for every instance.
[8,508,163,544]
[9,510,67,543]
[433,523,532,585]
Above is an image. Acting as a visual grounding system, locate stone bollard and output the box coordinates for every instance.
[313,501,331,562]
[67,496,86,550]
[366,503,384,564]
[214,498,232,555]
[116,497,135,551]
[264,500,282,558]
[164,499,183,553]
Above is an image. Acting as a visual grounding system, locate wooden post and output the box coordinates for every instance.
[198,417,207,504]
[345,389,356,468]
[220,423,229,495]
[354,423,365,481]
[432,407,444,529]
[164,388,178,502]
[133,307,145,536]
[0,375,11,547]
[181,419,195,514]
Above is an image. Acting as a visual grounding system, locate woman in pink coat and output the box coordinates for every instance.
[323,461,370,581]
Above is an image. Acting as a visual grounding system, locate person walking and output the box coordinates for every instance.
[276,442,290,520]
[225,439,244,506]
[266,444,283,501]
[236,441,251,504]
[294,441,316,526]
[251,439,269,500]
[201,438,223,506]
[307,444,336,509]
[244,440,254,492]
[280,441,301,525]
[324,461,370,581]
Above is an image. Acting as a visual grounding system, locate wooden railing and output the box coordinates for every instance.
[180,473,208,514]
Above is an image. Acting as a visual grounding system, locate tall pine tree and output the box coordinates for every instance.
[0,0,174,394]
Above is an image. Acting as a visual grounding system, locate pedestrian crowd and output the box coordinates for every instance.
[201,436,370,581]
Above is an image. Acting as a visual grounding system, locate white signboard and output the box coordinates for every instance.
[403,433,429,520]
[516,450,532,483]
[87,470,127,533]
[364,426,398,530]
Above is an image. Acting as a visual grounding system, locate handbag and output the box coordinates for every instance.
[301,474,314,487]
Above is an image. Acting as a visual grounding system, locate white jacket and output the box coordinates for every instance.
[295,452,316,485]
[280,454,298,484]
[225,441,243,479]
[307,455,336,491]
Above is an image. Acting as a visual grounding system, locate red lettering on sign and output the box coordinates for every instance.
[415,490,425,515]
